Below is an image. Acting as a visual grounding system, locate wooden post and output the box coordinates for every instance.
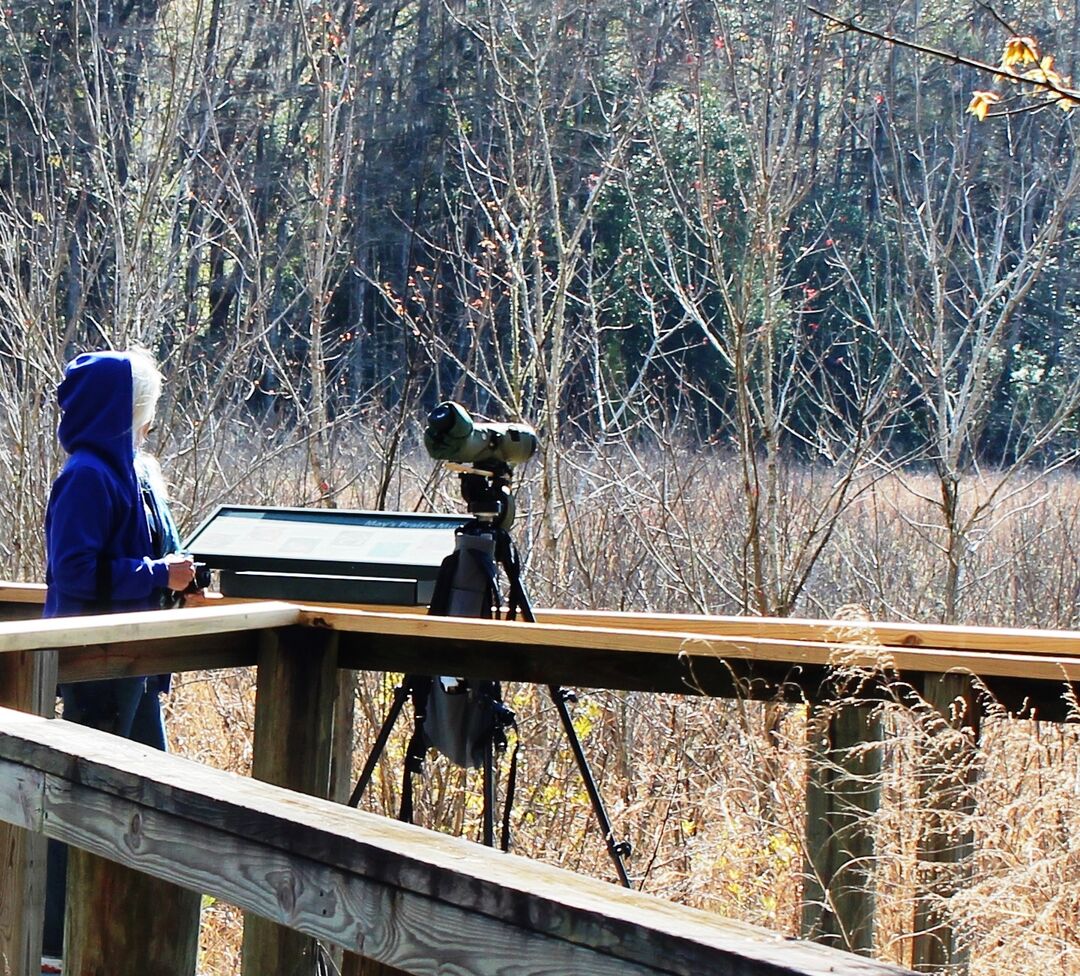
[64,852,201,975]
[334,669,411,976]
[58,688,203,976]
[0,648,56,975]
[911,672,980,975]
[802,699,883,954]
[241,625,340,976]
[330,670,359,805]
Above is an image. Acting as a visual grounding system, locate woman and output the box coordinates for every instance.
[42,348,195,958]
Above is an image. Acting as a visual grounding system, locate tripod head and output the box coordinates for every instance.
[455,461,517,530]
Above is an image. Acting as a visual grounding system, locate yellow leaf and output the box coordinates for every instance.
[967,90,1001,121]
[1002,36,1040,68]
[1022,56,1066,90]
[31,211,45,223]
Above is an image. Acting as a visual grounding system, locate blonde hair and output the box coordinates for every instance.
[128,348,163,432]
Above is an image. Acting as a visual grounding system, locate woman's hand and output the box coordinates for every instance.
[164,554,196,592]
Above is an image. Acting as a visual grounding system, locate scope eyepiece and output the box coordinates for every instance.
[427,401,465,436]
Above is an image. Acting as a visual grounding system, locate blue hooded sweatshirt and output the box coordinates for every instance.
[44,352,178,618]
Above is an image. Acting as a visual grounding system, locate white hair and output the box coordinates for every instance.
[128,348,163,432]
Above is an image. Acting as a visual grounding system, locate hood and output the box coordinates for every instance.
[57,352,136,474]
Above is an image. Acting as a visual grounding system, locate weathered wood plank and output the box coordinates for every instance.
[44,778,657,976]
[0,707,915,976]
[802,702,883,953]
[243,626,340,976]
[0,759,44,830]
[0,602,301,654]
[0,644,55,976]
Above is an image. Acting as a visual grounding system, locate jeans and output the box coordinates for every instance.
[42,678,167,957]
[56,678,167,747]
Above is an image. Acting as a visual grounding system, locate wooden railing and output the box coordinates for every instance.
[1,582,1077,975]
[0,704,914,976]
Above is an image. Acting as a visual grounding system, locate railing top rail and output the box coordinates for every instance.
[6,581,1080,660]
[532,608,1080,657]
[301,605,1080,682]
[0,601,300,652]
[0,582,45,604]
[1,587,1078,714]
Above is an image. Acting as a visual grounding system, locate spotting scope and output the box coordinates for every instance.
[423,401,538,468]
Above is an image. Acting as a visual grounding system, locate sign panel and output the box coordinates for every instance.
[183,506,467,605]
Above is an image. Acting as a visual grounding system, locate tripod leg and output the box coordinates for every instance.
[549,685,632,888]
[482,739,496,847]
[347,680,411,808]
[494,530,631,885]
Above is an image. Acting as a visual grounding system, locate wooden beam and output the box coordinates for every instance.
[0,583,46,606]
[0,602,301,654]
[0,603,300,683]
[802,701,883,953]
[0,583,45,623]
[302,608,1080,720]
[55,629,260,683]
[0,597,1070,717]
[243,626,340,976]
[0,645,55,976]
[0,593,1078,687]
[0,706,915,976]
[305,608,1080,682]
[203,595,1080,659]
[527,609,1080,659]
[7,587,1080,662]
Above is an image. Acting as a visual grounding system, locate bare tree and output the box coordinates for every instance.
[860,92,1080,625]
[607,0,904,617]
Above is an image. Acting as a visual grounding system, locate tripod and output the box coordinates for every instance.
[348,463,632,888]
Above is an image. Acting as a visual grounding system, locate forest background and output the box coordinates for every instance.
[1,0,1080,974]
